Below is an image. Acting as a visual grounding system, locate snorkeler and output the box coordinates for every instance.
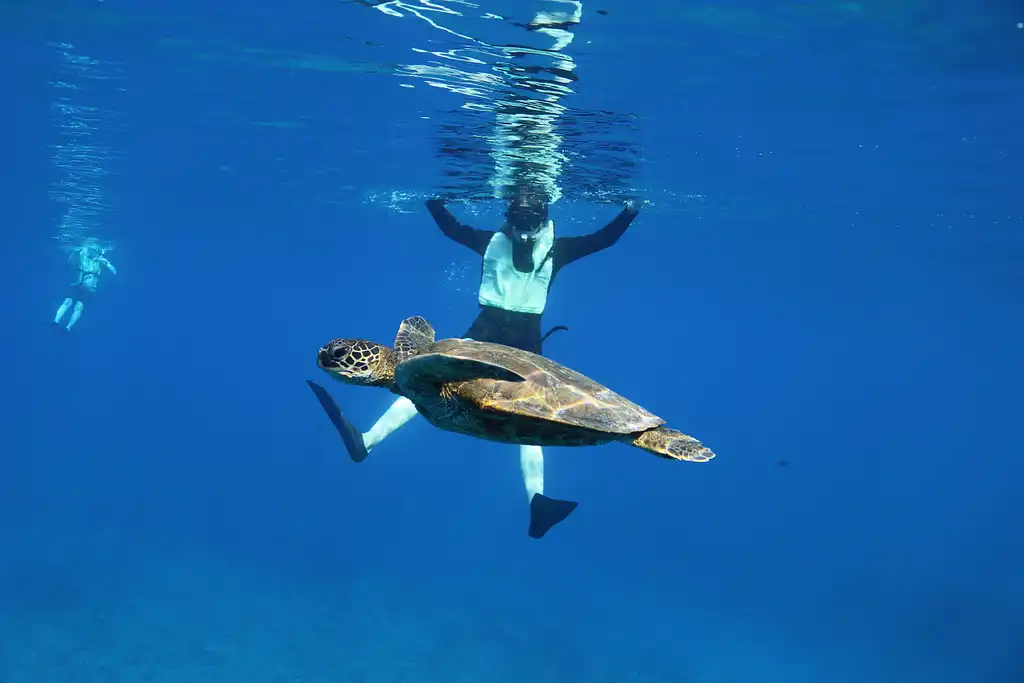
[310,190,641,538]
[52,244,116,332]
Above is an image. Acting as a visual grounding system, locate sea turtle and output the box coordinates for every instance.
[311,315,715,462]
[307,315,716,537]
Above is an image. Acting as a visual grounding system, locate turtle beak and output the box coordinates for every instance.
[317,345,335,370]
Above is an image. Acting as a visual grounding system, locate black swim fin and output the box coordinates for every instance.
[528,493,578,539]
[305,380,370,463]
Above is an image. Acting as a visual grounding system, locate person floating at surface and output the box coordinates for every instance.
[309,189,641,538]
[52,244,116,332]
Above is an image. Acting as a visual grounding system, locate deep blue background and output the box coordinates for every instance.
[2,1,1022,681]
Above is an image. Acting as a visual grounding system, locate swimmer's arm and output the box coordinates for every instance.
[102,258,117,275]
[426,198,493,256]
[552,203,640,271]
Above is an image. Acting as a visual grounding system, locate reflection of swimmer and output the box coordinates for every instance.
[522,0,583,51]
[52,244,116,332]
[312,189,641,538]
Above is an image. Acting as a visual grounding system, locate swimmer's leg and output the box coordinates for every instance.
[521,444,578,539]
[520,444,544,500]
[364,396,419,452]
[53,298,72,324]
[306,383,419,463]
[65,301,84,331]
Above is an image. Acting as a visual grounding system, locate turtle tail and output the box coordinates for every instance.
[540,325,569,343]
[633,427,716,462]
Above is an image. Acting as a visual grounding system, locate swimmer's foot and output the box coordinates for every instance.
[306,380,370,463]
[528,493,578,539]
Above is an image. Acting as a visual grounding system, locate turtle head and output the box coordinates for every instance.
[317,338,397,390]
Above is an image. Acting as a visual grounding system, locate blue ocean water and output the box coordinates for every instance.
[2,1,1023,681]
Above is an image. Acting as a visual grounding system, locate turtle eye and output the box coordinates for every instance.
[331,346,348,360]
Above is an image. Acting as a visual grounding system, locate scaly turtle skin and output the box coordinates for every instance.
[315,316,715,462]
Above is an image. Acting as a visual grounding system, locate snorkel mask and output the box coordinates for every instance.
[506,194,549,242]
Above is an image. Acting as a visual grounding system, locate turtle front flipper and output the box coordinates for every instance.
[632,427,715,462]
[394,316,436,362]
[306,380,370,462]
[396,353,527,393]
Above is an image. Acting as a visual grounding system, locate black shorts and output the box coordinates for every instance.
[463,305,544,355]
[67,284,94,302]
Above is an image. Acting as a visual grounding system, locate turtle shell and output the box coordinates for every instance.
[419,338,664,435]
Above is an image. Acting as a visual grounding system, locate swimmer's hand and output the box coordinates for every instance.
[624,198,647,214]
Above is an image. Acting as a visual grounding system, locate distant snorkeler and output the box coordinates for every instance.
[308,188,642,538]
[52,243,116,332]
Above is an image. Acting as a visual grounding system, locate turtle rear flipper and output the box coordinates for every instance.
[528,493,578,539]
[306,380,370,463]
[394,316,436,362]
[633,427,715,462]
